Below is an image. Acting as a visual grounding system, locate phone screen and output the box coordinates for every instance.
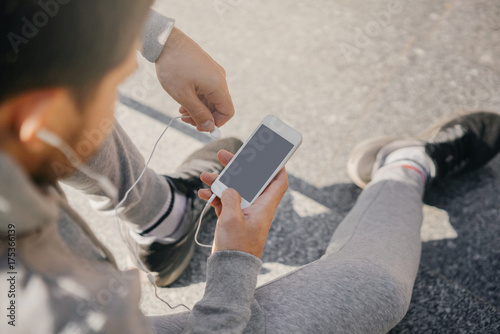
[219,124,294,202]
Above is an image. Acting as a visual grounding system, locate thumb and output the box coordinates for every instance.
[219,188,243,223]
[181,90,215,131]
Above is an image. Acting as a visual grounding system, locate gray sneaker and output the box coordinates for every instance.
[137,138,242,287]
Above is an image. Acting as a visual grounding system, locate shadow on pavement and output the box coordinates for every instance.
[171,159,500,333]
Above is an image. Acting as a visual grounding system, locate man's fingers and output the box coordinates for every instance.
[198,188,213,200]
[200,171,218,186]
[178,88,234,130]
[217,150,234,167]
[198,189,222,215]
[219,188,243,223]
[180,118,197,127]
[180,89,215,131]
[199,152,234,188]
[207,89,235,128]
[254,168,289,208]
[202,156,286,211]
[264,168,289,199]
[179,106,197,126]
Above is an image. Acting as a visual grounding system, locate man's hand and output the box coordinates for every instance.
[155,27,235,132]
[198,150,289,258]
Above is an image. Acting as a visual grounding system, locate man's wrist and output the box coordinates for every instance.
[156,27,182,62]
[141,10,176,63]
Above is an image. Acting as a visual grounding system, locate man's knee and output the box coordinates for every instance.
[339,259,413,332]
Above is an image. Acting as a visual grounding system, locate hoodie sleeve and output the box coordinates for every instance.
[141,9,176,62]
[183,251,262,334]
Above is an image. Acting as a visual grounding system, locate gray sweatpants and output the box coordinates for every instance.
[65,123,424,333]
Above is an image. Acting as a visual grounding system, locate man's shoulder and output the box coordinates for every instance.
[0,225,152,334]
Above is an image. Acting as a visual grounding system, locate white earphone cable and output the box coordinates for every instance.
[194,194,217,248]
[39,115,221,312]
[113,115,218,310]
[114,115,193,311]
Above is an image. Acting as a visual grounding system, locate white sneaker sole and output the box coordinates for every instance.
[347,136,399,188]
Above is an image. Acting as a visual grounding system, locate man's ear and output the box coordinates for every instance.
[9,89,70,152]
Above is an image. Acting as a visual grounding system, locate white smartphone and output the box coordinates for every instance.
[211,115,302,208]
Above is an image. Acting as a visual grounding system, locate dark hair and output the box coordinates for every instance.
[0,0,153,107]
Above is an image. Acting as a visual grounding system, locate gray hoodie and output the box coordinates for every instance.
[0,10,265,334]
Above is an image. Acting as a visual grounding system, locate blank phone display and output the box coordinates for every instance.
[219,124,294,202]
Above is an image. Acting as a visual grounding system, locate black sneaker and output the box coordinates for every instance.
[136,138,242,287]
[424,111,500,178]
[347,111,500,188]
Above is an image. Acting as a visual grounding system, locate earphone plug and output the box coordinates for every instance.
[210,126,221,139]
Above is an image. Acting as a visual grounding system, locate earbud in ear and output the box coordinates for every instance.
[36,128,64,149]
[36,128,118,201]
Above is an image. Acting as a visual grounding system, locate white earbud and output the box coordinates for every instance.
[210,126,221,139]
[179,115,222,139]
[37,128,65,148]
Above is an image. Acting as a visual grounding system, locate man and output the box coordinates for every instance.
[1,1,500,333]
